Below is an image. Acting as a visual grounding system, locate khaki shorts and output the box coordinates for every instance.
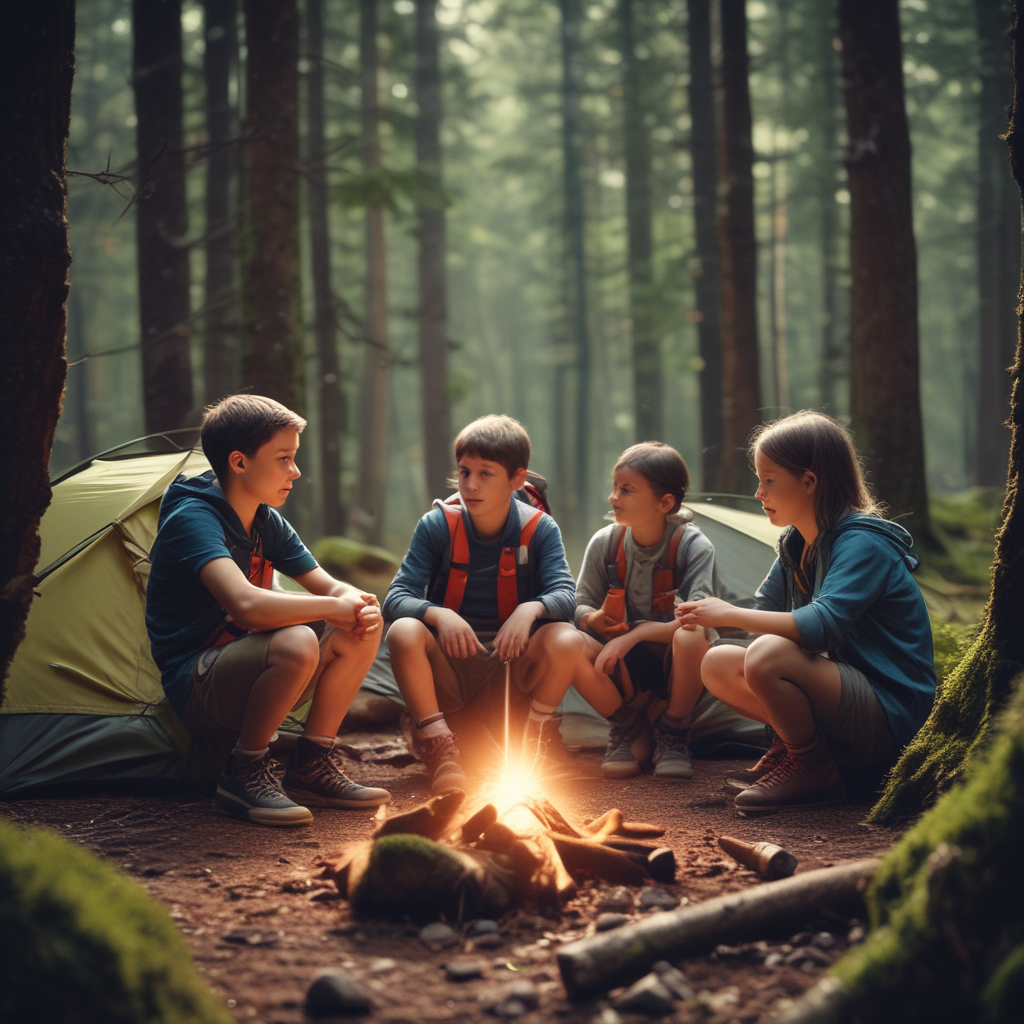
[826,661,898,769]
[429,630,540,714]
[180,622,331,739]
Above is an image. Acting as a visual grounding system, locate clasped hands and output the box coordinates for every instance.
[433,603,538,662]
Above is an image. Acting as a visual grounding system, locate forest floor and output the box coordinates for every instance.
[2,734,900,1024]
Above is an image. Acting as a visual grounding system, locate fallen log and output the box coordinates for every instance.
[556,857,880,997]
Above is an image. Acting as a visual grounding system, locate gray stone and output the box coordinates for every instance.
[611,973,675,1015]
[304,970,373,1016]
[652,962,695,1001]
[847,925,866,944]
[784,946,832,967]
[637,887,680,911]
[596,912,630,932]
[503,980,540,1010]
[764,952,785,968]
[596,886,633,913]
[489,999,528,1019]
[468,919,500,937]
[474,932,504,949]
[445,960,485,981]
[813,931,837,950]
[420,921,460,949]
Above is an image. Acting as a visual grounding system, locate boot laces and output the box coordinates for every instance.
[656,725,689,755]
[237,757,286,800]
[420,730,461,770]
[297,745,353,788]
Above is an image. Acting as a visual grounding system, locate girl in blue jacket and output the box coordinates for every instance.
[677,411,936,816]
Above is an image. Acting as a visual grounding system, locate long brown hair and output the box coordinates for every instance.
[749,411,880,534]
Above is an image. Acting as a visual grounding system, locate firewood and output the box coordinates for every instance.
[460,803,499,843]
[522,795,582,837]
[374,790,465,840]
[556,857,880,996]
[603,841,677,884]
[718,835,798,879]
[549,834,647,886]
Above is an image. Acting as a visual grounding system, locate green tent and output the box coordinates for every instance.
[0,443,782,795]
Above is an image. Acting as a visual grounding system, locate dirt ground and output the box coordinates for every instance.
[2,735,899,1024]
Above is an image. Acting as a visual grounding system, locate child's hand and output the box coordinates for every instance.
[493,604,538,662]
[581,610,632,639]
[594,634,635,676]
[675,597,736,628]
[434,608,488,659]
[352,593,383,640]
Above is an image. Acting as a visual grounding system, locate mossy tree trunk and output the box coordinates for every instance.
[0,4,75,703]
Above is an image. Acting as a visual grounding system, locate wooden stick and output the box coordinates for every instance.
[719,835,798,879]
[549,834,648,886]
[557,858,880,996]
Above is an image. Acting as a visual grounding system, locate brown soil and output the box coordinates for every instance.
[1,735,899,1024]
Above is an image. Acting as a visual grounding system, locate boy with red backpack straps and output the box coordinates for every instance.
[383,415,580,793]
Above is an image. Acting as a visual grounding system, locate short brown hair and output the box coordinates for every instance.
[201,395,307,482]
[749,411,879,533]
[454,415,531,479]
[614,442,691,514]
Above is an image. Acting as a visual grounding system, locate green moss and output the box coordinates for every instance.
[0,818,231,1024]
[312,536,400,577]
[932,622,975,689]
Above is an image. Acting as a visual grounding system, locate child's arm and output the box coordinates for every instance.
[574,528,630,639]
[289,566,382,639]
[675,598,801,641]
[593,617,679,676]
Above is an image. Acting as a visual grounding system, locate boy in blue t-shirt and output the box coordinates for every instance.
[147,395,389,827]
[383,415,581,793]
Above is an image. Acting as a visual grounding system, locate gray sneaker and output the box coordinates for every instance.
[601,712,649,779]
[214,752,313,827]
[283,737,391,809]
[652,716,693,780]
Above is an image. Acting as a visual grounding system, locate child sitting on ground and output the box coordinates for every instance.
[383,415,581,793]
[677,411,936,815]
[146,395,390,827]
[572,442,722,780]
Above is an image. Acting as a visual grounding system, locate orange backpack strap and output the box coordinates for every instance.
[651,523,686,617]
[496,504,544,622]
[432,499,471,615]
[605,526,627,590]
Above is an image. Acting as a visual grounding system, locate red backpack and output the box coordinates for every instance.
[604,523,686,620]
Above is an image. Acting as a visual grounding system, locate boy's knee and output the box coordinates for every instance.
[701,645,735,688]
[268,624,320,673]
[535,621,583,660]
[672,625,704,653]
[386,617,431,654]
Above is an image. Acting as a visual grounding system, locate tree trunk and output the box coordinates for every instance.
[305,0,345,536]
[241,0,304,414]
[415,0,452,502]
[715,0,761,493]
[976,0,1020,489]
[132,0,194,432]
[769,3,790,413]
[560,0,591,529]
[840,0,933,541]
[686,0,723,490]
[0,3,75,699]
[202,0,239,403]
[619,0,660,442]
[353,0,390,545]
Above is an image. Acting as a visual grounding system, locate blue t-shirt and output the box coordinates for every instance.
[146,471,317,714]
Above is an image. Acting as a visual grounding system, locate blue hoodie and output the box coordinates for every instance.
[146,471,317,714]
[755,513,936,749]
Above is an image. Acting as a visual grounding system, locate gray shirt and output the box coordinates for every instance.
[574,522,717,627]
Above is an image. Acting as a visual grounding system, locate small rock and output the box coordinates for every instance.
[445,960,485,982]
[764,952,785,968]
[490,999,528,1019]
[304,969,372,1017]
[596,912,630,932]
[637,886,680,911]
[800,961,820,974]
[468,919,500,937]
[592,1009,622,1024]
[611,973,675,1015]
[790,931,814,946]
[652,962,695,1001]
[474,932,504,949]
[596,886,633,913]
[420,922,460,949]
[503,980,540,1010]
[713,943,746,959]
[699,986,740,1013]
[222,928,282,947]
[784,946,832,967]
[367,957,397,974]
[848,925,866,944]
[813,931,837,950]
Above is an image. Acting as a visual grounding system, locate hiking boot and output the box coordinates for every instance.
[417,729,469,794]
[282,737,391,810]
[722,735,787,795]
[601,709,651,779]
[524,714,572,774]
[652,716,693,780]
[214,752,313,827]
[734,734,846,817]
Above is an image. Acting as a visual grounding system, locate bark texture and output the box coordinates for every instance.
[306,0,345,535]
[202,0,239,403]
[0,4,75,700]
[241,0,304,413]
[686,0,723,489]
[132,0,194,432]
[840,0,932,541]
[715,0,761,493]
[415,0,452,502]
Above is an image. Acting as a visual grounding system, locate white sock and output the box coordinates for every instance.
[234,745,268,762]
[417,712,450,738]
[528,699,558,723]
[303,733,335,748]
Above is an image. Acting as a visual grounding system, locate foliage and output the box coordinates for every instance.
[312,535,400,575]
[0,818,230,1024]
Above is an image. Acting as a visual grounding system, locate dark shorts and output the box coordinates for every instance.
[180,621,329,739]
[429,628,541,714]
[827,661,899,770]
[621,641,672,701]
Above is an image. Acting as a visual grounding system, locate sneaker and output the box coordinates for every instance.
[722,735,787,795]
[652,716,693,780]
[214,752,314,827]
[524,714,572,773]
[601,710,650,779]
[417,729,469,794]
[733,735,846,817]
[282,737,391,810]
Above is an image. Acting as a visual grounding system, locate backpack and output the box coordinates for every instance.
[604,523,687,621]
[205,518,275,648]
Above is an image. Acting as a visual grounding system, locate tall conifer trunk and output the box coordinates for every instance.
[0,3,75,696]
[241,0,304,412]
[132,0,194,432]
[715,0,761,492]
[686,0,723,489]
[415,0,452,502]
[839,0,933,541]
[306,0,345,535]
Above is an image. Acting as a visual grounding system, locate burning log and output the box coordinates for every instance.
[556,858,880,996]
[549,834,648,887]
[718,835,798,879]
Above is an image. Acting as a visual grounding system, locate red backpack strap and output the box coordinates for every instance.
[497,505,544,622]
[651,523,686,616]
[432,499,470,615]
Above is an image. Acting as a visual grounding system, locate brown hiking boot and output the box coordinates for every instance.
[734,734,845,817]
[722,735,787,795]
[417,729,469,794]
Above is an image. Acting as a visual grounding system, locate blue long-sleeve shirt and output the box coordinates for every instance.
[382,499,576,632]
[755,513,936,749]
